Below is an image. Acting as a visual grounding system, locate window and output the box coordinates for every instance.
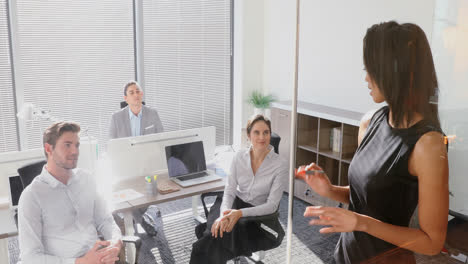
[13,0,135,150]
[141,0,232,145]
[0,0,18,152]
[1,0,233,153]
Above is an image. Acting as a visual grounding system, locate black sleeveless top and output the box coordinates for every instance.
[334,106,442,264]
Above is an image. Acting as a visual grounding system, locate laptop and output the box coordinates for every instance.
[165,141,221,187]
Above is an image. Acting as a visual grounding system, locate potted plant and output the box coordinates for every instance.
[247,90,275,119]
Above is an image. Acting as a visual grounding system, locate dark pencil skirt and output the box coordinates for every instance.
[190,196,278,264]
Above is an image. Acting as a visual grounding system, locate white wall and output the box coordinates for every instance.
[263,0,296,102]
[264,0,436,114]
[232,0,265,149]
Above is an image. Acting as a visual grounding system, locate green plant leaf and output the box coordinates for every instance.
[247,90,276,108]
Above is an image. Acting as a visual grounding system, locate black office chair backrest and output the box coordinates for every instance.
[17,160,47,189]
[120,101,145,109]
[270,132,281,154]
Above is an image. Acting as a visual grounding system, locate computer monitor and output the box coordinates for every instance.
[8,174,24,209]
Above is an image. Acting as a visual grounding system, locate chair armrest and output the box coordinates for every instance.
[122,235,141,247]
[121,235,141,264]
[238,211,285,247]
[238,211,281,234]
[200,191,224,218]
[238,211,279,223]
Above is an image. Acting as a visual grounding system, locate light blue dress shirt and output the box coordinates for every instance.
[128,107,142,137]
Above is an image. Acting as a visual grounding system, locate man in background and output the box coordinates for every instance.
[18,121,122,264]
[109,81,164,139]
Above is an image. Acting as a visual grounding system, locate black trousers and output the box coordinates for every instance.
[190,196,277,264]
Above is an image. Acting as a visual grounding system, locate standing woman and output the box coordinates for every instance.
[190,115,287,264]
[298,21,448,263]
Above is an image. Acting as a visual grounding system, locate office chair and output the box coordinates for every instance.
[270,132,281,154]
[120,101,145,109]
[17,160,47,189]
[199,192,285,263]
[16,160,141,264]
[198,132,284,262]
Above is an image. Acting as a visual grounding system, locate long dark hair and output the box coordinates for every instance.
[363,21,440,129]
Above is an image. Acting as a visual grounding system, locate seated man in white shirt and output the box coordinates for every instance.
[18,121,122,264]
[109,81,164,139]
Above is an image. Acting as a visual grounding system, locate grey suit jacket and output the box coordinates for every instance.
[109,105,164,139]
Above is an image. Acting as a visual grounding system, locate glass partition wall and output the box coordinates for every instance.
[283,0,468,263]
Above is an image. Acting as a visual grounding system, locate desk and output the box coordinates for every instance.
[113,175,226,225]
[112,175,226,263]
[114,175,225,211]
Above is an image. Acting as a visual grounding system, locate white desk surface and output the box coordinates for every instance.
[112,175,226,212]
[111,149,233,212]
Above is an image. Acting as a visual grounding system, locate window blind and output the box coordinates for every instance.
[14,0,135,150]
[0,0,18,153]
[142,0,232,146]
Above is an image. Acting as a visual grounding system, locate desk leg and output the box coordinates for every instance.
[0,238,9,264]
[192,195,206,223]
[122,211,135,264]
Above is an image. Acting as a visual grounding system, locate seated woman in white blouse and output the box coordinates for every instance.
[190,114,288,264]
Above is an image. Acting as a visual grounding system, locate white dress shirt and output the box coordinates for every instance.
[221,146,287,217]
[18,167,121,264]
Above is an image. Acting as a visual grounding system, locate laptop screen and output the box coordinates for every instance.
[165,141,206,177]
[9,175,24,207]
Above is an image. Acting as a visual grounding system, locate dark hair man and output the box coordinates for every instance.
[109,81,164,139]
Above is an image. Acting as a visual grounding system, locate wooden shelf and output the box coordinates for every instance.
[340,163,350,186]
[318,154,340,185]
[295,148,316,168]
[318,148,340,160]
[271,103,363,206]
[298,144,317,152]
[342,157,352,164]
